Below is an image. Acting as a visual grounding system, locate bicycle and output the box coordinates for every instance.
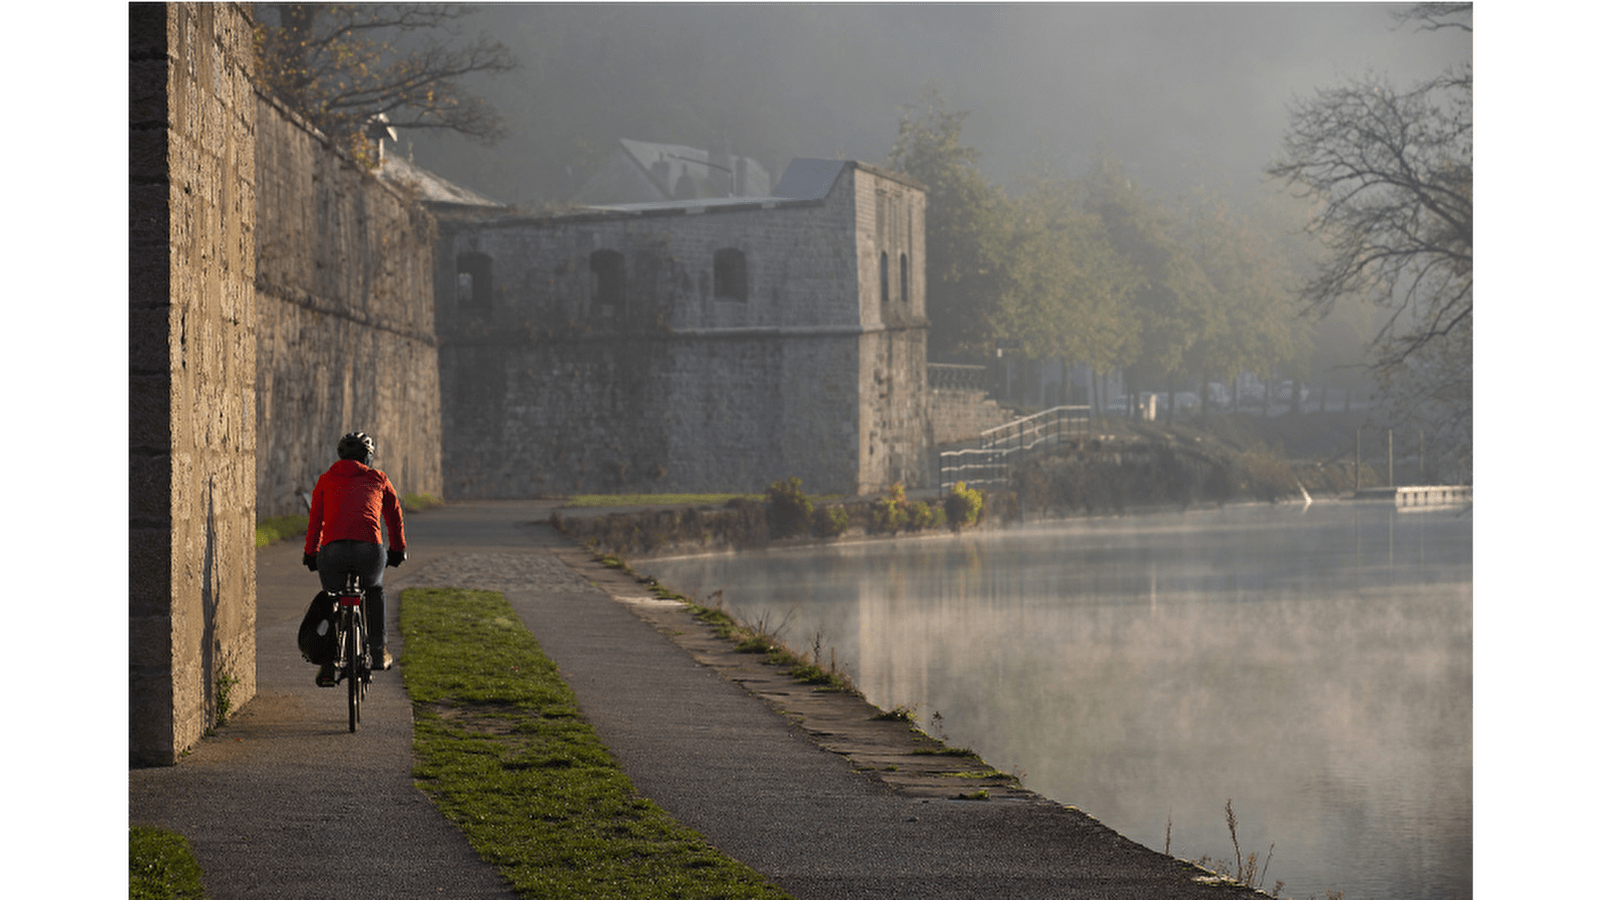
[331,572,372,733]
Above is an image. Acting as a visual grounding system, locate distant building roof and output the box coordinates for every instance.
[578,158,914,216]
[377,152,507,210]
[771,158,852,201]
[571,139,772,205]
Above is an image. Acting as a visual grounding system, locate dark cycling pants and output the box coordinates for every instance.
[316,540,386,647]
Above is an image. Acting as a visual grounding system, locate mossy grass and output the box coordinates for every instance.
[401,491,444,512]
[400,587,793,899]
[129,826,205,900]
[254,513,308,549]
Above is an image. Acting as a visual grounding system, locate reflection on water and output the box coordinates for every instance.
[640,502,1472,900]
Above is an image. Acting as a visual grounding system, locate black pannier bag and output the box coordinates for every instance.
[297,591,338,664]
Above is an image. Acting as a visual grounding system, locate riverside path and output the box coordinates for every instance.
[130,500,1258,899]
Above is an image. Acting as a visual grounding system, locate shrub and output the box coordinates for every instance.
[869,482,911,534]
[944,481,984,531]
[764,477,813,539]
[812,503,849,538]
[905,499,943,531]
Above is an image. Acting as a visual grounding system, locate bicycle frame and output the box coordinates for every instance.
[332,573,371,732]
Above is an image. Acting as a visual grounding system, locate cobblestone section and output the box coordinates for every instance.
[253,93,443,518]
[402,551,595,595]
[129,2,259,766]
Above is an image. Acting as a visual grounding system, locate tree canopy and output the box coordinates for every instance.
[254,4,518,164]
[886,87,1010,362]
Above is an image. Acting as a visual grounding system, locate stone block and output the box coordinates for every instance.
[129,383,173,461]
[128,59,170,127]
[128,261,171,320]
[127,525,173,610]
[127,3,171,59]
[129,614,174,670]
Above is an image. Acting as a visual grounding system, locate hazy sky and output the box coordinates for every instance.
[404,3,1471,208]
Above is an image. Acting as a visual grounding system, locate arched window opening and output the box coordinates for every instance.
[714,248,748,302]
[590,250,626,320]
[899,252,909,303]
[456,252,493,318]
[879,251,890,306]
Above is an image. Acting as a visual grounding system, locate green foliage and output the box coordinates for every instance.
[987,170,1142,376]
[214,672,240,728]
[868,483,911,534]
[943,482,984,531]
[811,503,850,538]
[254,513,308,549]
[764,477,814,539]
[401,588,793,899]
[129,826,205,900]
[905,500,943,531]
[887,86,1012,361]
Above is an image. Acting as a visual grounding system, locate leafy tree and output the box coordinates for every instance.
[1173,189,1310,418]
[254,3,518,165]
[1081,158,1215,416]
[987,170,1141,398]
[886,86,1010,361]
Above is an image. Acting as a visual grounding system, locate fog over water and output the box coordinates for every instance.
[639,503,1472,899]
[405,3,1471,208]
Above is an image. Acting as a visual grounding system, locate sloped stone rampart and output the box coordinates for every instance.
[252,95,443,519]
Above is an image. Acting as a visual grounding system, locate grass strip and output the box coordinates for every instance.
[129,826,205,900]
[254,513,307,549]
[400,587,793,899]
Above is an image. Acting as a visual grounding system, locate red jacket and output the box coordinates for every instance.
[304,459,406,555]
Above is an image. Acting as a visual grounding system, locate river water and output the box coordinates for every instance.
[637,501,1472,900]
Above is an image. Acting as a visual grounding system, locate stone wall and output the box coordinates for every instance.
[434,161,931,498]
[253,95,443,519]
[931,389,1016,445]
[129,2,258,766]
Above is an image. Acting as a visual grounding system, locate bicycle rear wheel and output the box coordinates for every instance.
[346,610,361,733]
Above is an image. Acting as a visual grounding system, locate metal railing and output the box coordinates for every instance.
[928,363,989,392]
[938,405,1091,492]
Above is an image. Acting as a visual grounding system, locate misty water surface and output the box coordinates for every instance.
[638,501,1471,900]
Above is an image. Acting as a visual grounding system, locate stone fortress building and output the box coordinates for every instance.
[429,158,932,498]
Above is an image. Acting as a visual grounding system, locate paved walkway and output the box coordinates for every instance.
[130,501,1252,899]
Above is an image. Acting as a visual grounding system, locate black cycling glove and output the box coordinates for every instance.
[303,552,318,571]
[387,548,407,568]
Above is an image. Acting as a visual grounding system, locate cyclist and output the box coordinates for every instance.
[303,431,406,686]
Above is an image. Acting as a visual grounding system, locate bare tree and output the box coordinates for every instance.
[1268,3,1471,475]
[255,4,518,164]
[1267,68,1470,371]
